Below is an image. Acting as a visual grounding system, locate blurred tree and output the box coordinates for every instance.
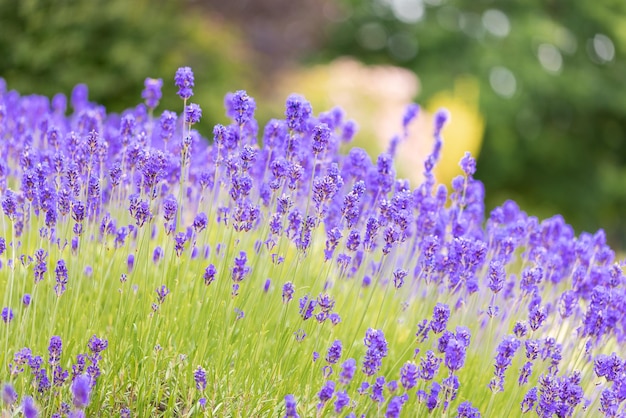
[318,0,626,247]
[0,0,257,134]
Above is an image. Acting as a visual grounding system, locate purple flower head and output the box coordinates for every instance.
[48,336,63,365]
[231,251,250,283]
[126,254,135,273]
[88,335,108,358]
[460,151,476,176]
[225,90,256,126]
[317,380,335,408]
[434,108,449,137]
[444,338,467,372]
[519,361,533,386]
[285,94,312,133]
[326,340,343,364]
[204,264,217,286]
[594,353,624,381]
[298,295,316,320]
[174,232,187,256]
[363,328,388,376]
[393,268,407,289]
[2,383,18,405]
[430,303,450,334]
[282,282,295,303]
[334,390,350,414]
[71,374,91,408]
[156,285,169,304]
[152,246,164,264]
[1,307,13,323]
[284,394,299,418]
[142,77,163,108]
[22,396,39,418]
[185,103,202,125]
[159,110,177,141]
[193,212,208,233]
[513,321,528,338]
[54,260,68,297]
[528,306,547,331]
[419,350,442,381]
[402,103,420,130]
[488,259,505,293]
[457,401,481,418]
[312,123,331,155]
[371,376,386,403]
[1,189,17,219]
[339,358,356,385]
[194,366,207,391]
[174,67,194,99]
[400,361,418,390]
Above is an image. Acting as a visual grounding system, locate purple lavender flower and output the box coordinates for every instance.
[371,376,385,403]
[528,305,547,331]
[457,401,481,418]
[334,390,350,414]
[285,94,312,133]
[1,307,13,323]
[393,268,407,289]
[156,285,169,304]
[444,338,466,373]
[519,361,533,386]
[203,264,217,286]
[71,374,91,408]
[2,383,18,405]
[142,77,163,109]
[193,212,208,233]
[325,340,342,364]
[362,328,388,376]
[22,396,39,418]
[194,366,207,391]
[488,259,505,293]
[491,335,521,392]
[284,394,299,418]
[231,251,250,283]
[339,358,356,385]
[2,189,17,219]
[225,90,256,127]
[282,282,294,303]
[430,303,450,334]
[400,361,418,389]
[174,67,194,99]
[185,103,202,125]
[460,152,477,176]
[48,336,63,365]
[312,123,331,155]
[317,380,335,409]
[385,394,409,418]
[54,259,68,296]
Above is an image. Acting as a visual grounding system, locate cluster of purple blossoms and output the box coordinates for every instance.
[1,66,625,416]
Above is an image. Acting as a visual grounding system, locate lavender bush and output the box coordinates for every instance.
[0,68,625,417]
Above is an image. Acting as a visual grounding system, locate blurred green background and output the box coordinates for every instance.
[1,0,625,249]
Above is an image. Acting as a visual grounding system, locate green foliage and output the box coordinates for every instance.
[320,0,626,247]
[0,0,256,133]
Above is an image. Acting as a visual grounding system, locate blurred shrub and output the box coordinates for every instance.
[0,0,257,133]
[318,0,626,247]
